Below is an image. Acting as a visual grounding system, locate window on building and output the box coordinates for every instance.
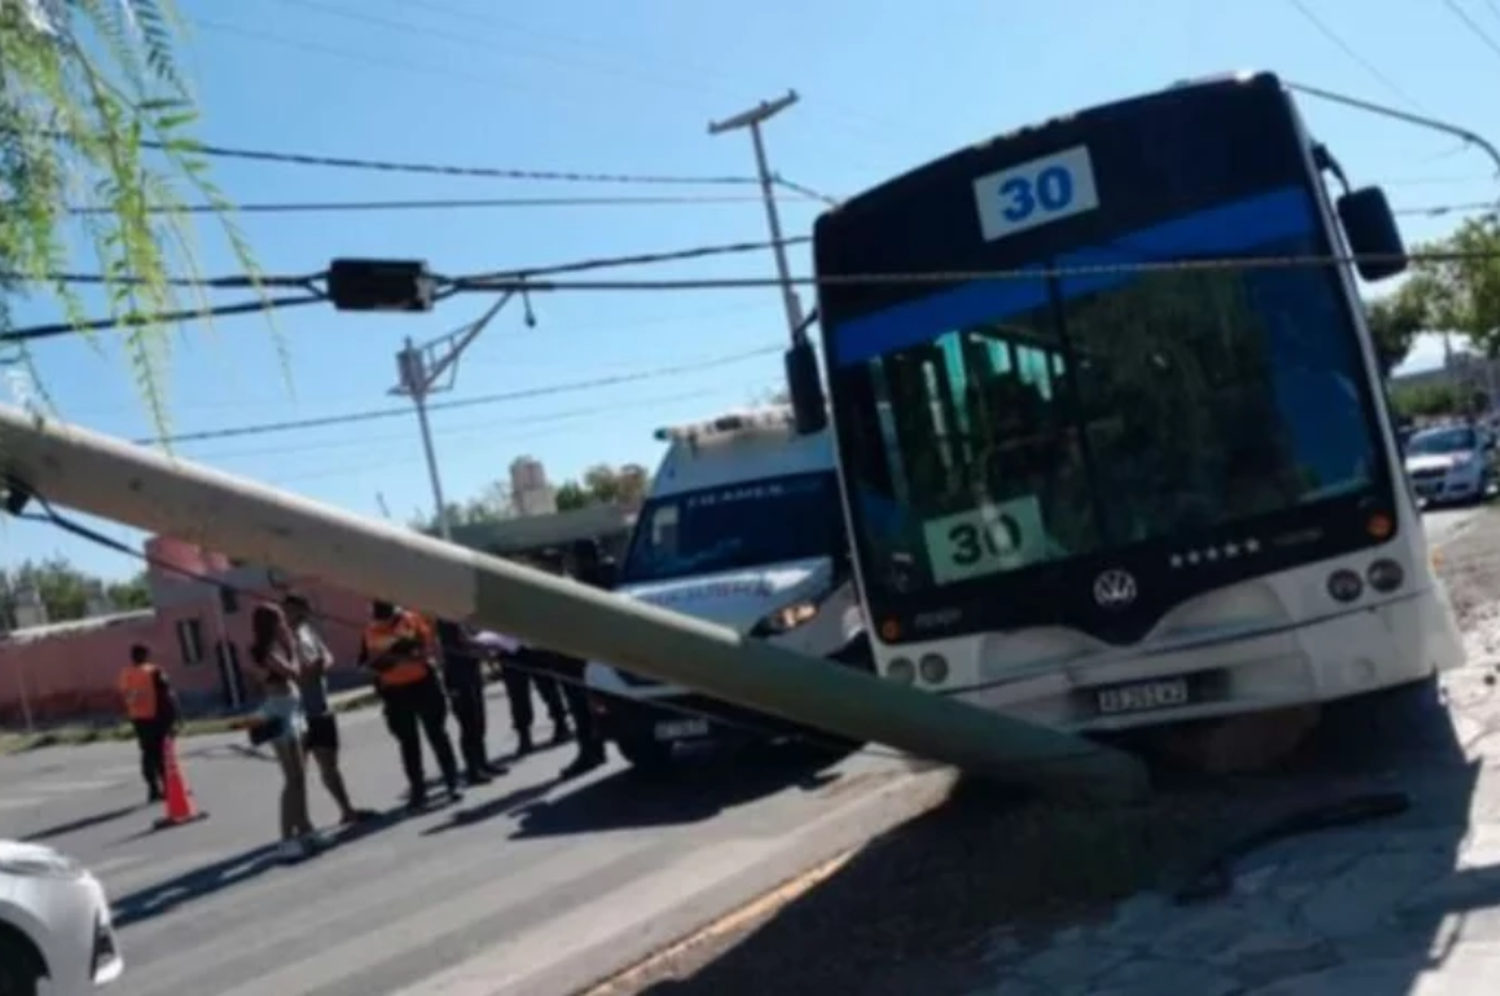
[176,617,205,666]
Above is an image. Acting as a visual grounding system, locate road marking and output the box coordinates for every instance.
[395,838,781,996]
[203,837,663,996]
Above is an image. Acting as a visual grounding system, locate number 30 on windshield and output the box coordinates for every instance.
[972,145,1100,243]
[947,518,1021,567]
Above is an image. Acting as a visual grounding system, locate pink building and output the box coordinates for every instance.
[0,536,377,728]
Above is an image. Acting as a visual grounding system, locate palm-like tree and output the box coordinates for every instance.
[0,0,262,434]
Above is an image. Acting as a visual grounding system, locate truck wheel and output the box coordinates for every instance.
[617,734,674,776]
[0,931,43,996]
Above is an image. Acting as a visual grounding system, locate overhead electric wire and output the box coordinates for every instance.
[62,192,818,217]
[1286,0,1428,111]
[0,235,808,344]
[134,138,760,187]
[183,385,735,462]
[130,344,783,446]
[1442,0,1500,63]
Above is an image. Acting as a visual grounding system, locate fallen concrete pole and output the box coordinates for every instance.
[0,404,1150,803]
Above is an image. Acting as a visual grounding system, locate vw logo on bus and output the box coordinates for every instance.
[1092,569,1138,610]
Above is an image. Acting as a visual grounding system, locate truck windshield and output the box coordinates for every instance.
[837,188,1380,597]
[620,472,844,585]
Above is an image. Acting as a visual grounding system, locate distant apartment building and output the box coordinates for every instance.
[509,455,557,517]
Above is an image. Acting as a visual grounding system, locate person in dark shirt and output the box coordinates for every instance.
[435,618,502,785]
[549,539,615,779]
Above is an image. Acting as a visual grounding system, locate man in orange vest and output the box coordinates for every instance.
[117,643,180,803]
[359,599,462,811]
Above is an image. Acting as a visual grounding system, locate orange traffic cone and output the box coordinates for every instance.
[153,737,209,830]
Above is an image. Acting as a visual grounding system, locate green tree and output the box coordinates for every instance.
[555,463,650,511]
[1365,288,1427,378]
[1390,382,1462,419]
[0,556,149,624]
[1401,218,1500,359]
[1,0,261,430]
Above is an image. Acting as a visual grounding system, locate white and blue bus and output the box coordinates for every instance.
[811,71,1464,735]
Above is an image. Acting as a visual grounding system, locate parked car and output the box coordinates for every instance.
[1404,423,1494,505]
[0,840,121,996]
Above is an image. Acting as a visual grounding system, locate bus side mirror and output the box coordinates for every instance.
[1337,187,1407,282]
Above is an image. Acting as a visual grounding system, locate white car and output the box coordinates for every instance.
[1404,423,1493,505]
[0,841,121,996]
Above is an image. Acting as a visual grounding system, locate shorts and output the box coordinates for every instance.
[259,693,305,745]
[304,714,340,751]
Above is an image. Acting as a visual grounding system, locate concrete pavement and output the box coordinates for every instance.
[0,685,942,995]
[965,505,1500,995]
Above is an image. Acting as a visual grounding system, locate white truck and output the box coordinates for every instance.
[584,405,871,772]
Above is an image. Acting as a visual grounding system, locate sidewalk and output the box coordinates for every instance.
[973,660,1500,995]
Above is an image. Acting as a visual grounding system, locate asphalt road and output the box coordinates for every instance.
[0,686,938,996]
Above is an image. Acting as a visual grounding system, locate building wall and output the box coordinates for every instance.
[0,539,380,728]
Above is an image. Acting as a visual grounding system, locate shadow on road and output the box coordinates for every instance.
[510,744,846,840]
[22,804,141,843]
[632,678,1481,996]
[112,843,283,928]
[422,781,557,837]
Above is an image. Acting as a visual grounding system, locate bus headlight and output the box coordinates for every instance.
[1368,558,1405,593]
[752,600,820,636]
[886,657,916,684]
[918,653,949,684]
[1327,569,1364,603]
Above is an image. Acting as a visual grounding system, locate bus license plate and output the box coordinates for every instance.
[1096,678,1190,716]
[655,718,711,742]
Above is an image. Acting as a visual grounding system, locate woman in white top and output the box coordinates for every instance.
[248,603,319,861]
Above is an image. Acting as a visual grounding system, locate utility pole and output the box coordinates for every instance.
[0,401,1148,804]
[710,91,807,345]
[389,292,521,540]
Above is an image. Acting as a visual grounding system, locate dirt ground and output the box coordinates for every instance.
[588,509,1500,996]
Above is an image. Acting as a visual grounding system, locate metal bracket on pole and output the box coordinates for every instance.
[387,291,520,539]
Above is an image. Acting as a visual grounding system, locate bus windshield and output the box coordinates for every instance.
[834,188,1381,599]
[620,472,845,586]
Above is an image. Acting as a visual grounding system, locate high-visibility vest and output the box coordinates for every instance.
[363,611,432,688]
[119,664,161,721]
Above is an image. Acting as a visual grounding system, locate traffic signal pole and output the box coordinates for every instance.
[0,403,1148,804]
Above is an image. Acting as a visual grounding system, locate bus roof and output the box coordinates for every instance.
[815,70,1285,230]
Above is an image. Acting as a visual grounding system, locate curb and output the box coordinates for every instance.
[498,766,955,996]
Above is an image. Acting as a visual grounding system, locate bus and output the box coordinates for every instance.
[810,71,1465,736]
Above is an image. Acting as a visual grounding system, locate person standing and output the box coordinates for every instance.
[546,540,615,779]
[247,604,319,861]
[283,593,372,826]
[499,645,571,757]
[359,600,462,810]
[435,618,501,786]
[117,644,179,804]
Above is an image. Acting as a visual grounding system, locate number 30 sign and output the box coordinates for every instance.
[972,145,1100,243]
[922,497,1047,586]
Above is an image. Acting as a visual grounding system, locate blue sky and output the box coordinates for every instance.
[4,0,1498,579]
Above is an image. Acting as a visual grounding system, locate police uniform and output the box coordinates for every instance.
[361,606,462,806]
[435,618,498,784]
